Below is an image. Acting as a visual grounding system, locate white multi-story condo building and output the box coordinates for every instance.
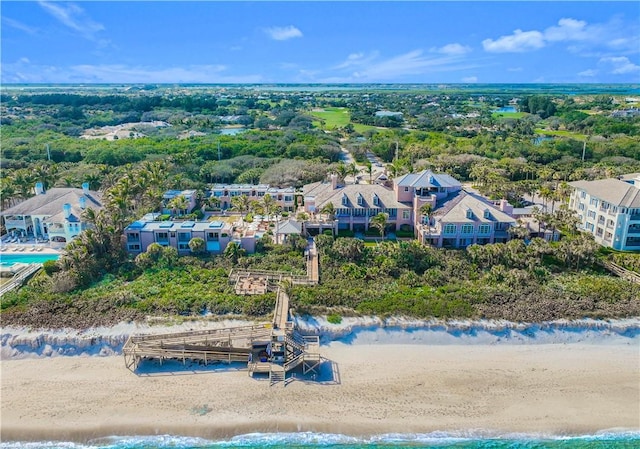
[569,174,640,250]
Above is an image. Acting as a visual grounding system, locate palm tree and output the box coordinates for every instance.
[334,162,349,184]
[365,162,374,184]
[320,202,336,221]
[188,237,206,254]
[262,194,278,221]
[169,195,190,217]
[231,194,251,216]
[419,203,433,243]
[223,241,245,264]
[370,212,389,240]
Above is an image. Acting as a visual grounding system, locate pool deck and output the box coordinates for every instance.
[0,245,61,255]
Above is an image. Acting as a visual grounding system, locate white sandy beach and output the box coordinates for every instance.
[1,341,639,442]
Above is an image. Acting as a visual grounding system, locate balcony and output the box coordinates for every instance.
[628,225,640,234]
[630,215,640,222]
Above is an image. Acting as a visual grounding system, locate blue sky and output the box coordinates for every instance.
[2,1,639,84]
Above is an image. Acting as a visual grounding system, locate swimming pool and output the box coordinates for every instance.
[0,253,60,267]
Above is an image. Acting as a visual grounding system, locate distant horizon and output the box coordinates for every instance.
[2,2,638,84]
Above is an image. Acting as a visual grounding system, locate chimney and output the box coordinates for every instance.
[35,182,44,195]
[330,173,338,190]
[82,182,90,194]
[79,197,86,209]
[499,199,513,215]
[63,203,72,219]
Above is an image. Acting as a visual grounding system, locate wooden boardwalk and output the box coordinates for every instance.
[123,289,321,385]
[602,261,640,284]
[124,237,323,384]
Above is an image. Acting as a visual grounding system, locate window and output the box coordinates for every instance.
[156,232,169,243]
[478,224,491,234]
[443,224,457,234]
[357,194,364,206]
[586,223,594,232]
[461,224,474,234]
[483,209,491,219]
[342,194,349,206]
[284,195,293,202]
[127,233,140,242]
[402,210,410,220]
[579,203,585,211]
[178,232,190,242]
[207,232,219,241]
[128,244,141,251]
[580,191,586,199]
[373,194,380,206]
[404,187,409,192]
[466,208,473,219]
[596,227,603,237]
[258,192,265,197]
[587,210,596,219]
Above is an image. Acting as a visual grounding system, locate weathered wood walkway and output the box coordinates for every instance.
[602,261,640,284]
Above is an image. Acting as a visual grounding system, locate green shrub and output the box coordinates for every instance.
[337,230,353,237]
[157,214,171,221]
[327,313,342,324]
[324,229,336,236]
[244,213,253,223]
[42,260,60,276]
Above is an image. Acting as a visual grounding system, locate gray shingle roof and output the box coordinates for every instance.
[570,179,640,208]
[1,188,104,218]
[395,170,461,189]
[303,182,408,210]
[433,191,515,224]
[276,219,302,234]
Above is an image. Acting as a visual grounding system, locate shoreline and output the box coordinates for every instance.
[2,341,639,442]
[2,317,639,359]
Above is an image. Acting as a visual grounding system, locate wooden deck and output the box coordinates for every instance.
[123,287,321,385]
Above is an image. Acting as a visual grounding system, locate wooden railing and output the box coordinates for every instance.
[602,261,640,284]
[0,264,42,297]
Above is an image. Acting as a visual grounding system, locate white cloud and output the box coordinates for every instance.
[431,43,471,56]
[578,69,598,77]
[482,17,639,56]
[264,25,303,41]
[3,17,38,35]
[332,51,379,70]
[482,29,545,53]
[599,56,640,74]
[462,76,478,83]
[39,1,104,40]
[544,18,589,42]
[507,67,523,72]
[324,49,480,82]
[1,62,264,84]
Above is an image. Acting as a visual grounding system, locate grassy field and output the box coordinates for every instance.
[491,111,527,119]
[310,107,377,133]
[534,129,587,140]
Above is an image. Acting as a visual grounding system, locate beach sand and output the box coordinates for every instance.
[1,342,638,441]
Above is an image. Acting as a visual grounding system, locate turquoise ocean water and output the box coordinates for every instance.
[1,432,639,449]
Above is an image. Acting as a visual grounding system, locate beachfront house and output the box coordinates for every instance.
[417,193,516,248]
[568,174,640,250]
[123,214,257,256]
[302,174,413,234]
[1,182,104,247]
[161,189,197,215]
[209,184,296,212]
[301,169,521,247]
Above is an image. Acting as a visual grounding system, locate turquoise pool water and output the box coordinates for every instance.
[0,253,59,266]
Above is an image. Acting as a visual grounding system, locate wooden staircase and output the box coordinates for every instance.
[269,365,286,386]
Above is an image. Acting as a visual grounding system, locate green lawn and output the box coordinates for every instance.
[310,107,377,133]
[534,129,587,140]
[491,111,527,119]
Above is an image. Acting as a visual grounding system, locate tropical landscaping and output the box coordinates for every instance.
[1,85,639,329]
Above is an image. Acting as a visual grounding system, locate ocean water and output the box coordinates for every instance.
[2,432,639,449]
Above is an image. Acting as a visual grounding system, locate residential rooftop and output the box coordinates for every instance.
[570,179,640,208]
